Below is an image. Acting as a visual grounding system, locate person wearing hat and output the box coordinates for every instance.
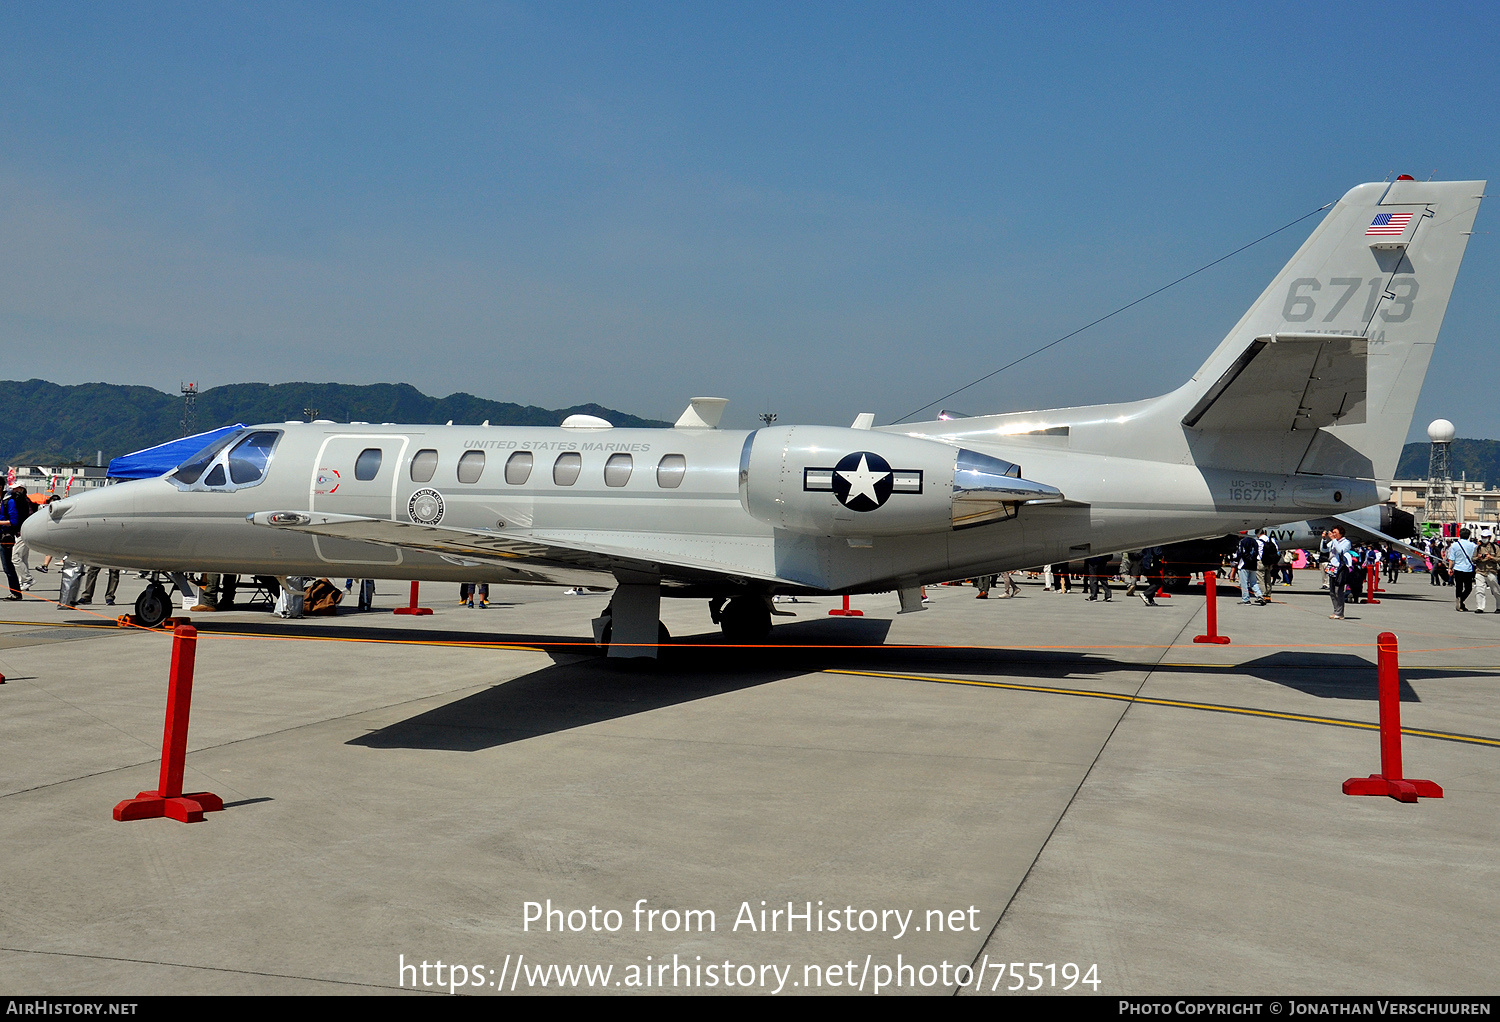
[1473,528,1500,613]
[10,487,38,589]
[0,486,31,600]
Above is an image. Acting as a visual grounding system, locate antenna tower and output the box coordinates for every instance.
[180,382,197,433]
[1425,419,1459,526]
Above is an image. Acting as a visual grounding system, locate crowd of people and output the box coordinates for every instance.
[965,527,1452,619]
[1411,527,1500,614]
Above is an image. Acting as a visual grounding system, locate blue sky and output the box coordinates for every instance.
[2,1,1496,437]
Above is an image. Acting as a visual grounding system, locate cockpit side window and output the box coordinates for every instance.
[228,431,281,485]
[171,429,283,492]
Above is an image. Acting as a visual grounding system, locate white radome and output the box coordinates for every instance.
[1428,419,1457,443]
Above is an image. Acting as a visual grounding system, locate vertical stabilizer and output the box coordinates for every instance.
[1185,179,1484,481]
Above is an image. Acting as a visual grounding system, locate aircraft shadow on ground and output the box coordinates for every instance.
[195,616,1475,749]
[347,617,902,752]
[1231,651,1418,701]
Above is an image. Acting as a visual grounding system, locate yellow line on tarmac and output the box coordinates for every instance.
[824,668,1500,748]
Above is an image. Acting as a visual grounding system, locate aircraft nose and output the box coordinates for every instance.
[20,500,61,555]
[18,479,165,560]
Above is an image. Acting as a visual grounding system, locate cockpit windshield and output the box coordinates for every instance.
[171,431,246,485]
[171,430,283,492]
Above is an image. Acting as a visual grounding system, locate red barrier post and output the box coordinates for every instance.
[1193,571,1231,644]
[1369,561,1386,595]
[1343,632,1442,803]
[114,625,224,823]
[393,580,433,616]
[828,594,863,617]
[1364,563,1381,604]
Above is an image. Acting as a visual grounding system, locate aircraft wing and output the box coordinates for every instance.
[1182,333,1367,432]
[248,511,790,589]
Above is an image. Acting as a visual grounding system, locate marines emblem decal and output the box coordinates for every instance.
[408,488,446,525]
[803,452,922,512]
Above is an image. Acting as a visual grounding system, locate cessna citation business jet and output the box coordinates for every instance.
[22,178,1485,657]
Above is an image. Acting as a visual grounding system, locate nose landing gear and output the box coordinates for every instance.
[133,581,172,629]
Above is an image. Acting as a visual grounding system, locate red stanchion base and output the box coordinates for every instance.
[394,582,432,615]
[1342,774,1443,803]
[1193,634,1231,645]
[113,790,225,823]
[828,595,863,617]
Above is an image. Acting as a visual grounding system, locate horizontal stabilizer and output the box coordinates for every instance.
[1331,513,1420,555]
[1182,333,1366,433]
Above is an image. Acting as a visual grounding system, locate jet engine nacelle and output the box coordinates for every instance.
[738,425,1061,537]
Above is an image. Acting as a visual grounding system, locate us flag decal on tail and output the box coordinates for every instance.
[1367,212,1413,235]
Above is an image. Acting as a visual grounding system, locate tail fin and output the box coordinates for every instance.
[1183,178,1484,481]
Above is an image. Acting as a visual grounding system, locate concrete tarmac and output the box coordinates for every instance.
[0,571,1495,996]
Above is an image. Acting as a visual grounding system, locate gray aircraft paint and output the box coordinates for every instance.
[22,180,1485,655]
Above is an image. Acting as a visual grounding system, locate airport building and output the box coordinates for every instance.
[1388,477,1500,527]
[5,464,112,495]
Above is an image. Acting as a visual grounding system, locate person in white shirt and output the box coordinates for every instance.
[1446,528,1478,612]
[1326,527,1352,620]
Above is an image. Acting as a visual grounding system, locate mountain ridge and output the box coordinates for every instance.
[1,380,671,465]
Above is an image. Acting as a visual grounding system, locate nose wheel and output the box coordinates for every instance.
[133,583,172,628]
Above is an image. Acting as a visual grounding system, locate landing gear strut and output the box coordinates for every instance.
[717,596,772,643]
[592,580,666,659]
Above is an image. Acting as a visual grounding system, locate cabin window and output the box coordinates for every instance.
[457,450,486,484]
[355,448,383,481]
[553,452,582,486]
[604,453,633,487]
[505,451,533,485]
[656,454,686,488]
[410,449,438,483]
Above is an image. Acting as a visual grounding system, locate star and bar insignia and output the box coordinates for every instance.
[804,452,922,512]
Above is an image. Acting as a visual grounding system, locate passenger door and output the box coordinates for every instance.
[309,434,410,565]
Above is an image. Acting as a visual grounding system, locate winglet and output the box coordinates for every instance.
[675,397,729,429]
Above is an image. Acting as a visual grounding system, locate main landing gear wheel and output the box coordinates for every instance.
[134,584,171,628]
[719,597,772,643]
